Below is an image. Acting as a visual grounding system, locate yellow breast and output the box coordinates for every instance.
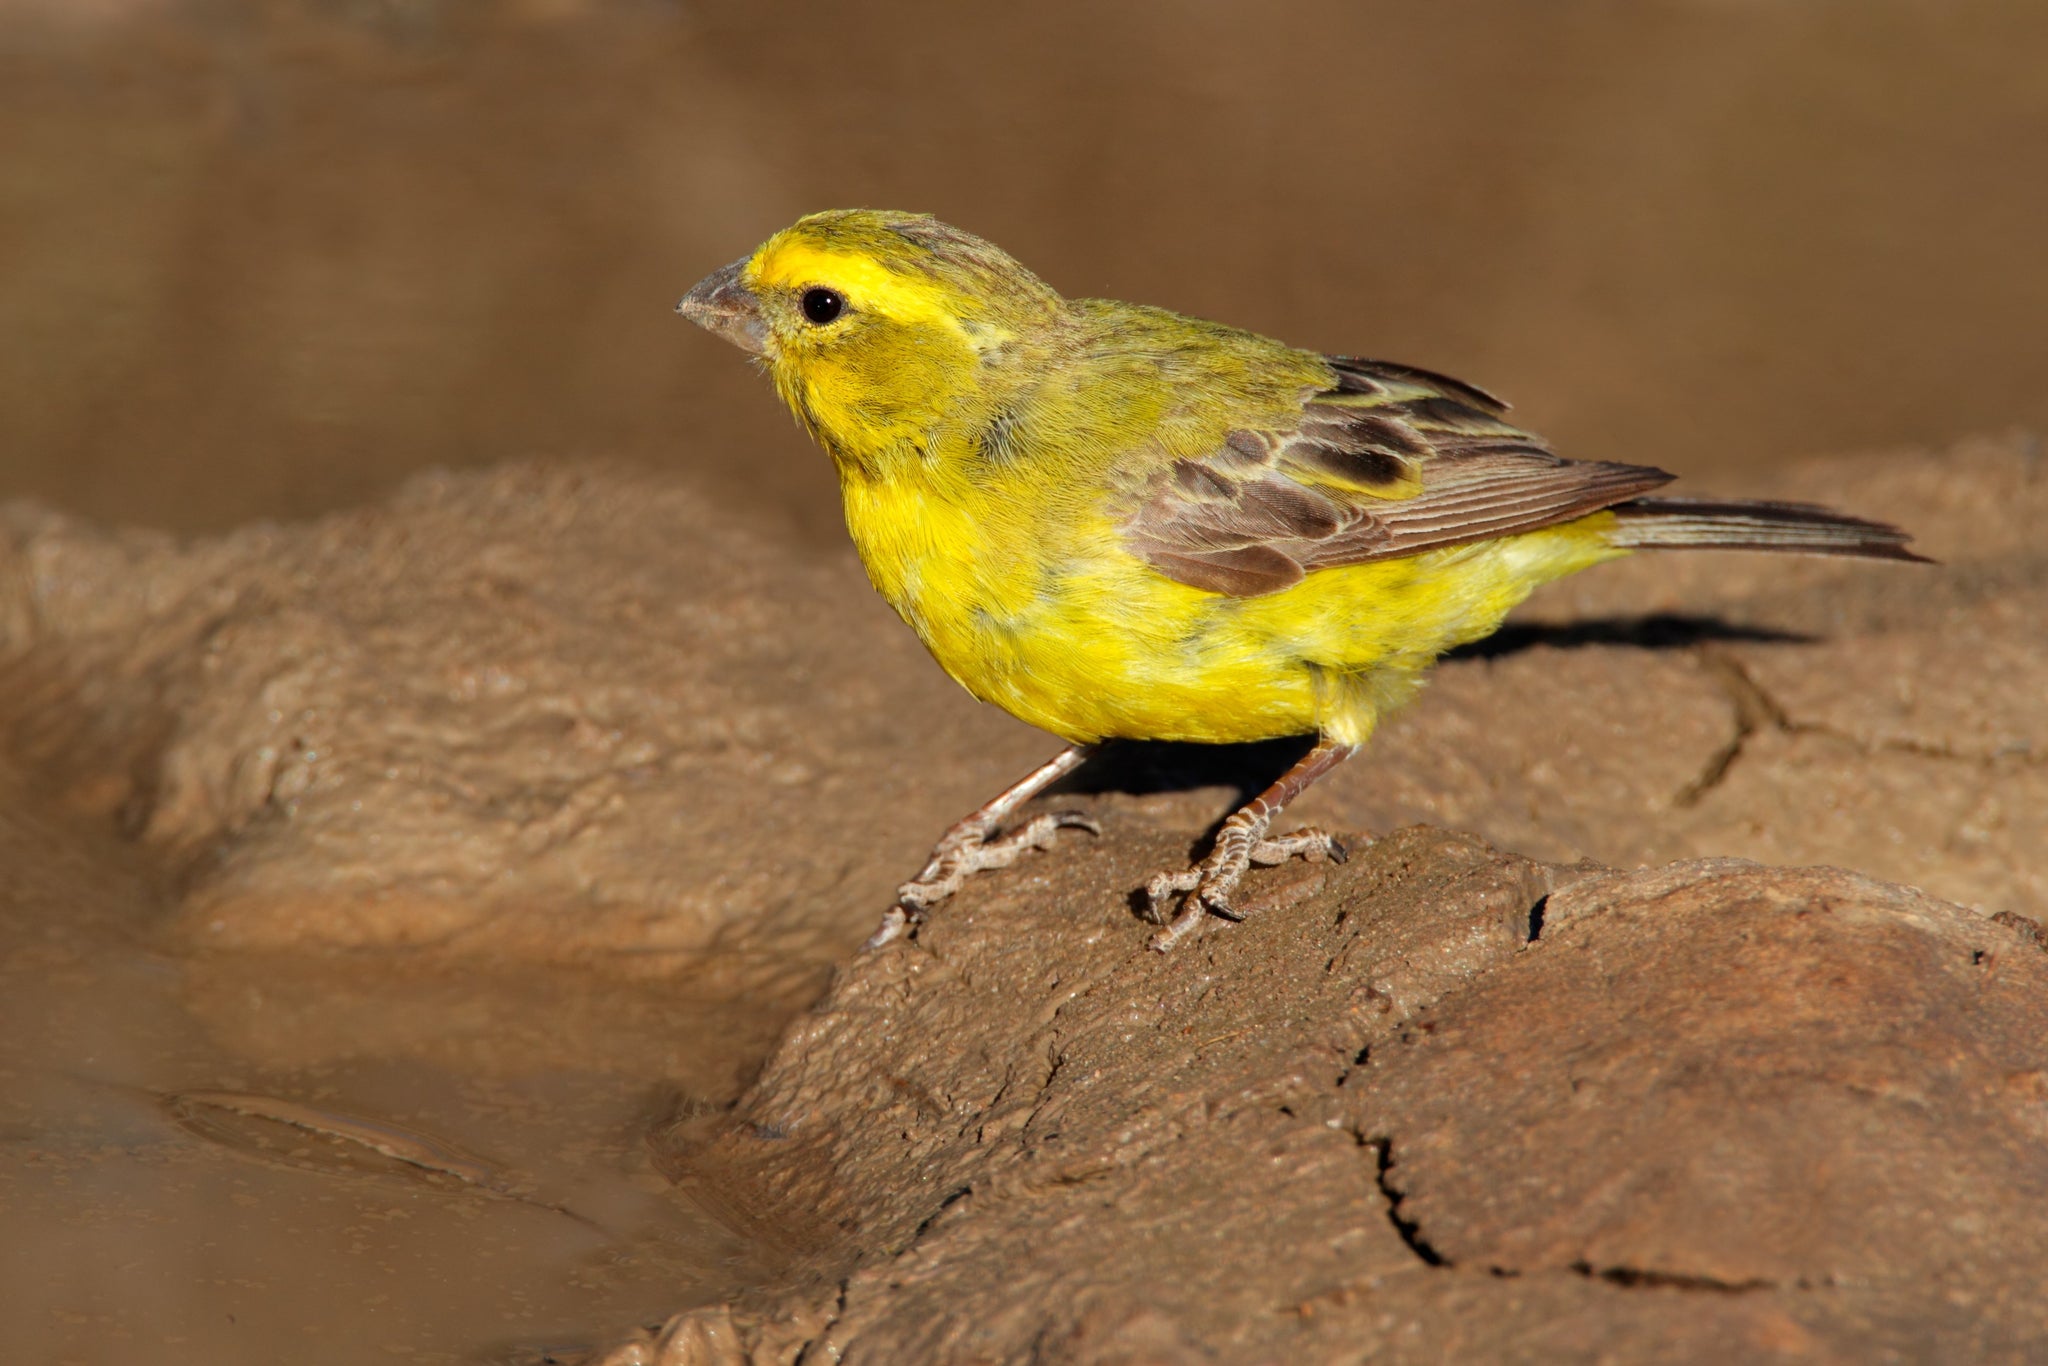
[839,472,1625,748]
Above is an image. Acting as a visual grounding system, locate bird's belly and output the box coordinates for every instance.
[836,482,1303,743]
[844,459,1622,748]
[911,552,1337,746]
[903,525,1621,747]
[981,573,1324,745]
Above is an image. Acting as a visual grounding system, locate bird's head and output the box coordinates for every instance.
[678,210,1065,474]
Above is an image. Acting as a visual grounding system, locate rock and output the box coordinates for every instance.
[637,841,2048,1362]
[0,435,2036,977]
[0,463,1051,970]
[1368,862,2048,1298]
[0,434,2040,1359]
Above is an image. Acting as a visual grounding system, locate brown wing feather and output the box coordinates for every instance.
[1325,354,1511,413]
[1122,357,1674,598]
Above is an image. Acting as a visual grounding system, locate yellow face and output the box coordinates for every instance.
[679,210,1065,471]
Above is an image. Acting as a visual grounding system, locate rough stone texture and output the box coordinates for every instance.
[618,841,2048,1364]
[0,463,1052,973]
[2,436,2033,984]
[1370,862,2048,1296]
[0,435,2041,1361]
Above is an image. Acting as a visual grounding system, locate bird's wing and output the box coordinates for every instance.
[1119,356,1675,597]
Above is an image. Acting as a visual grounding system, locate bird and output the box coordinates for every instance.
[677,209,1923,952]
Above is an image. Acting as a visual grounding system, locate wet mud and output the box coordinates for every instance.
[0,761,769,1365]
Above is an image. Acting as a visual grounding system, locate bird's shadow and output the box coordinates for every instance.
[1054,735,1320,806]
[1049,612,1808,805]
[1446,612,1808,661]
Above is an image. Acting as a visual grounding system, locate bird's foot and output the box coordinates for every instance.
[1142,819,1347,953]
[865,809,1101,949]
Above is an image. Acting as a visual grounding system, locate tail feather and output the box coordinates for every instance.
[1605,496,1929,563]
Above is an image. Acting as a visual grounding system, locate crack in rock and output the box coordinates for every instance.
[1570,1260,1773,1295]
[1676,645,2040,808]
[1370,1137,1449,1269]
[909,1185,973,1245]
[1674,649,1789,807]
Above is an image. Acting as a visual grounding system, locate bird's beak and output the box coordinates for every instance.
[676,257,768,356]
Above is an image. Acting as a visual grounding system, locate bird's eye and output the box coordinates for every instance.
[801,287,846,324]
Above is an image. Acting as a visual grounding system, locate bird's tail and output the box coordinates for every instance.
[1603,496,1929,562]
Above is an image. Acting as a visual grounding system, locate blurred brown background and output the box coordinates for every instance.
[3,0,2045,543]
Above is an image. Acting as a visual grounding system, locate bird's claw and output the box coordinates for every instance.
[864,904,916,951]
[865,809,1100,950]
[1144,826,1350,952]
[1139,867,1203,925]
[1248,829,1346,868]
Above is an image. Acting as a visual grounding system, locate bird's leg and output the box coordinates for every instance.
[1144,738,1359,952]
[867,744,1099,949]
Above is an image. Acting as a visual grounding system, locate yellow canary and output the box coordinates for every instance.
[678,210,1921,951]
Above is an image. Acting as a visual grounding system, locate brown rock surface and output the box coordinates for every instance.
[0,463,1053,974]
[0,433,2041,1360]
[1373,861,2048,1294]
[1,434,2035,970]
[628,841,2048,1363]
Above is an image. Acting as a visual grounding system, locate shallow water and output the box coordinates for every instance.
[0,775,781,1365]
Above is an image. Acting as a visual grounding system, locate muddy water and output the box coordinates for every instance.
[3,0,2047,1361]
[0,760,772,1365]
